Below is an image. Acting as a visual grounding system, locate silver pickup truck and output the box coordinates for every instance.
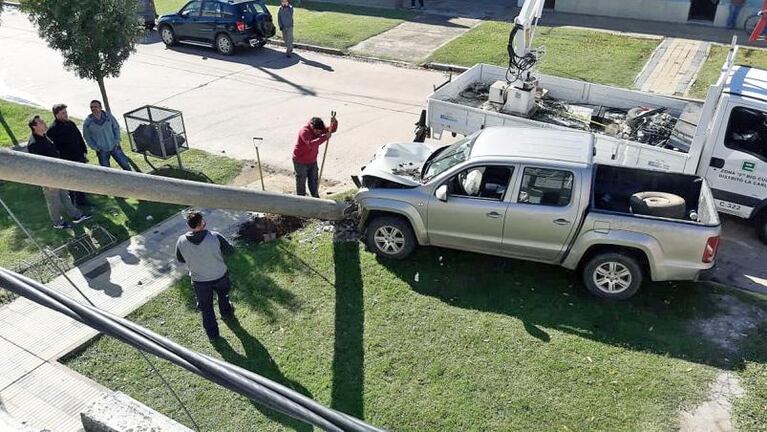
[353,127,721,300]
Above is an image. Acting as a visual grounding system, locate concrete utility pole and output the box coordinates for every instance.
[0,149,348,220]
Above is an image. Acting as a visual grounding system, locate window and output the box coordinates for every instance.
[518,168,573,206]
[446,166,513,201]
[201,2,222,17]
[220,5,237,18]
[180,1,202,16]
[423,132,481,181]
[724,106,767,161]
[239,1,268,15]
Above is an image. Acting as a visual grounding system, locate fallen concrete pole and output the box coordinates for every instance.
[0,149,347,220]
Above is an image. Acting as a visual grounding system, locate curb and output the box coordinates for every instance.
[423,62,468,73]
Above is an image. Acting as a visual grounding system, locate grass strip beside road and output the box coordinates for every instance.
[66,226,767,431]
[155,0,415,50]
[0,99,243,303]
[688,45,767,99]
[428,22,661,88]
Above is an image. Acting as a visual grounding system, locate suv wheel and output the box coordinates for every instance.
[582,252,643,300]
[366,216,416,260]
[215,34,235,55]
[159,25,177,46]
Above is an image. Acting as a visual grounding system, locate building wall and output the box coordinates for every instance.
[522,0,765,28]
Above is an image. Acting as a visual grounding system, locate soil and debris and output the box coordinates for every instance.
[237,206,362,246]
[237,213,308,243]
[442,81,686,151]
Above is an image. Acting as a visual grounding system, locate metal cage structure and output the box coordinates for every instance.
[123,105,189,170]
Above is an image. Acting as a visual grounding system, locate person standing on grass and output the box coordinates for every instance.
[292,116,338,198]
[175,210,236,342]
[27,116,92,230]
[728,0,746,29]
[410,0,424,9]
[47,104,92,208]
[278,0,294,58]
[83,100,132,171]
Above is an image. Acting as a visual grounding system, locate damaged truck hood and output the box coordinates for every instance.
[359,142,434,187]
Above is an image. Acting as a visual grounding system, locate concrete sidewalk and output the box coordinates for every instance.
[0,209,248,431]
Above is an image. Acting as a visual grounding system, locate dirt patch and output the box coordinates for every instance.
[679,372,745,432]
[236,213,308,243]
[692,293,767,355]
[233,162,346,196]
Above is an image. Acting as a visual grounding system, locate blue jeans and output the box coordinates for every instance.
[728,4,743,29]
[97,146,132,170]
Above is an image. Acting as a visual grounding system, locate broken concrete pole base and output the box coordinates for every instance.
[81,392,192,432]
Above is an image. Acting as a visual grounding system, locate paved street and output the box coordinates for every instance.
[0,9,448,186]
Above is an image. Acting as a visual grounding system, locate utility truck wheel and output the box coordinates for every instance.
[630,191,686,219]
[757,215,767,244]
[582,252,643,300]
[366,216,416,260]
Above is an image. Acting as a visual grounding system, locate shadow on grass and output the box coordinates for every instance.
[214,316,314,432]
[178,243,304,323]
[330,241,364,419]
[379,247,767,372]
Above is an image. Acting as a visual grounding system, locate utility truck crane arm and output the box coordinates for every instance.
[507,0,545,82]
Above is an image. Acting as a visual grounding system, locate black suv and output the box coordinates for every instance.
[158,0,276,55]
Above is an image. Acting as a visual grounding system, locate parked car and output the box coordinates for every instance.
[353,127,721,300]
[138,0,157,31]
[157,0,276,55]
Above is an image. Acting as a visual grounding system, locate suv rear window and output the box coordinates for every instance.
[239,1,268,15]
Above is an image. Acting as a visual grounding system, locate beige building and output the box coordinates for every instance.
[528,0,763,28]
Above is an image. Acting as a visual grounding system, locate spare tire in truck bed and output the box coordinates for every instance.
[630,191,686,219]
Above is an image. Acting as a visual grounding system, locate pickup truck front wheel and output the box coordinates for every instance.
[582,253,643,300]
[366,216,416,260]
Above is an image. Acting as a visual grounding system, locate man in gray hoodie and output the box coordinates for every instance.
[176,210,235,341]
[278,0,294,58]
[82,100,132,170]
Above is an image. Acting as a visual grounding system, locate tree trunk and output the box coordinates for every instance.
[96,76,111,112]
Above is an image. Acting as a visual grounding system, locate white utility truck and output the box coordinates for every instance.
[419,0,767,242]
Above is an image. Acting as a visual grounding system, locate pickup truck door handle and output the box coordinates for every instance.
[709,157,725,168]
[553,218,571,225]
[486,211,502,219]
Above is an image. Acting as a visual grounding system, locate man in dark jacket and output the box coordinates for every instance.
[292,116,338,197]
[47,104,91,207]
[278,0,294,57]
[27,116,91,229]
[175,210,236,341]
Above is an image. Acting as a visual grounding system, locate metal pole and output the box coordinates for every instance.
[319,111,336,188]
[253,137,265,191]
[0,148,347,220]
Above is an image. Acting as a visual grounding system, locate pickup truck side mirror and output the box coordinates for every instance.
[435,184,448,202]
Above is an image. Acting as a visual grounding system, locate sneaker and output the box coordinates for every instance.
[72,214,92,224]
[53,221,71,230]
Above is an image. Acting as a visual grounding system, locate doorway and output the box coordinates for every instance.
[688,0,719,22]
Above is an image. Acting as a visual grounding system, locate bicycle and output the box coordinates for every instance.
[744,10,765,38]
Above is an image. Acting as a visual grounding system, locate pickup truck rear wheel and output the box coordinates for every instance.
[366,216,416,260]
[582,253,643,300]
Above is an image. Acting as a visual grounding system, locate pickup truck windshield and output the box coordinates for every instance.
[423,133,478,180]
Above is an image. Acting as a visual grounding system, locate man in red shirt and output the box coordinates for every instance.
[292,116,338,197]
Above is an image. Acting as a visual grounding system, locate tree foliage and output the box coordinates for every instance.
[22,0,144,110]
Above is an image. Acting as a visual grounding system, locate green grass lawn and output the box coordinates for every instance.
[429,22,661,88]
[154,0,415,50]
[688,45,767,99]
[66,226,767,431]
[0,99,243,303]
